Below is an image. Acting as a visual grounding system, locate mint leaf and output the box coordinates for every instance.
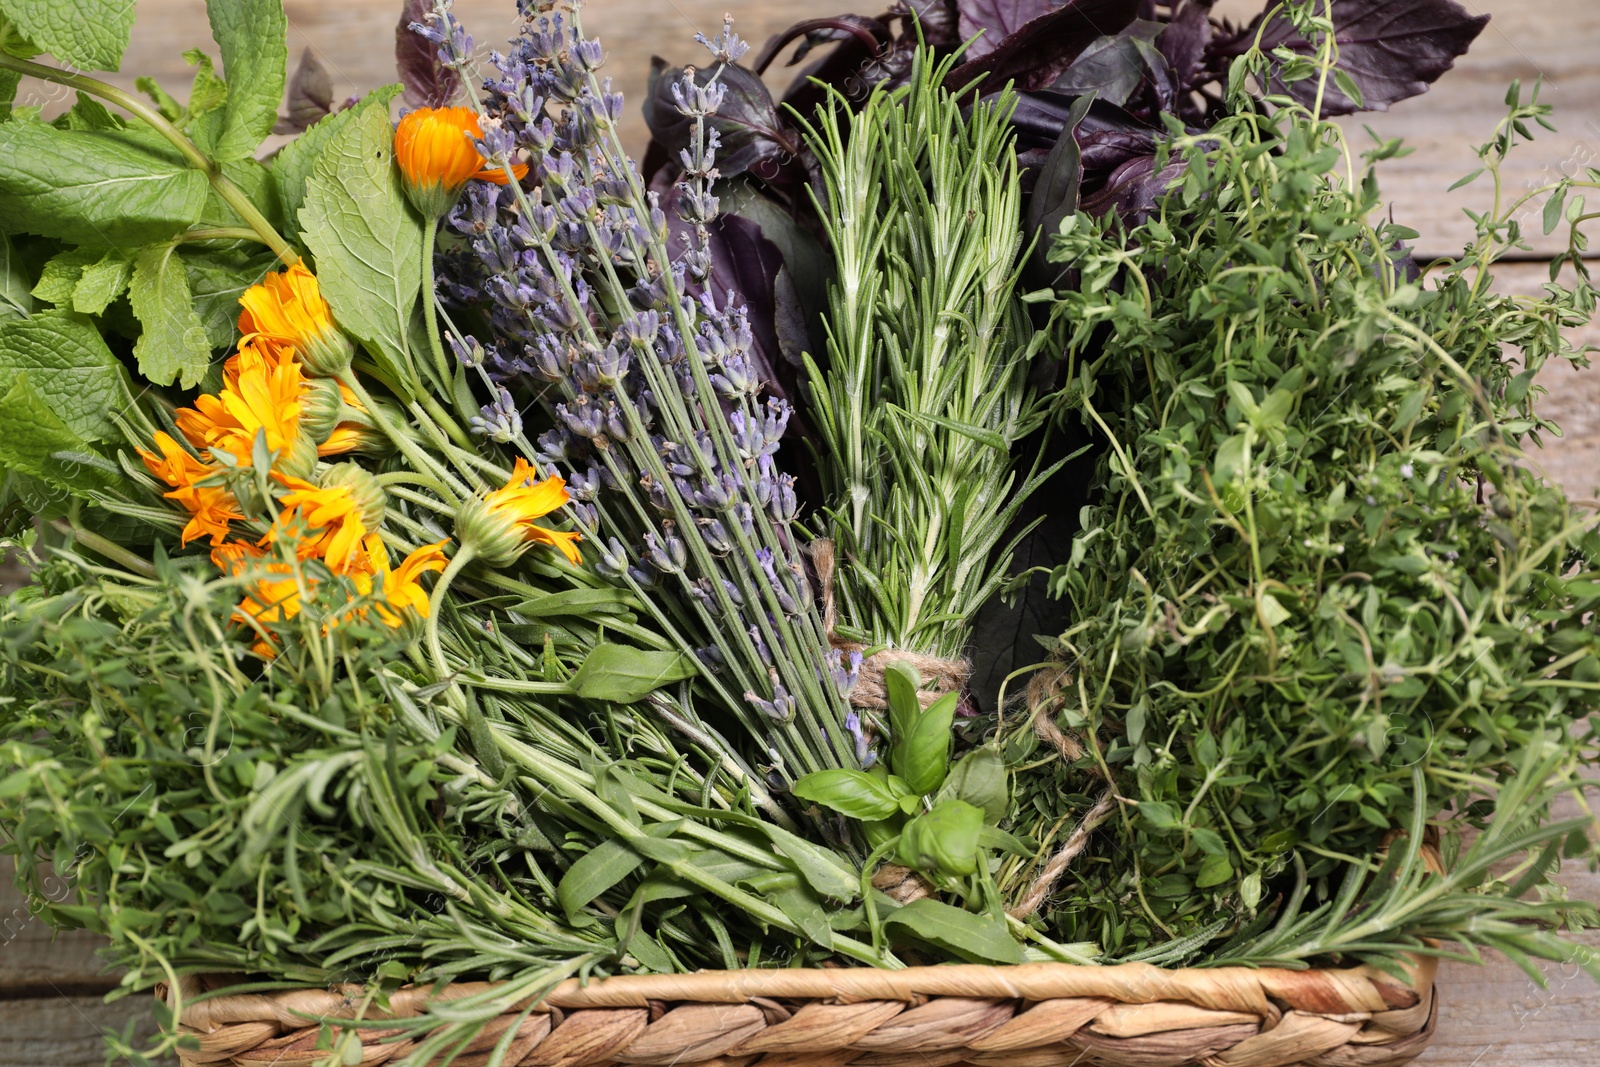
[71,250,132,315]
[206,0,288,162]
[0,67,19,122]
[0,0,135,72]
[128,244,213,388]
[0,373,119,495]
[0,123,209,247]
[0,233,30,321]
[181,48,230,155]
[273,85,401,244]
[298,102,425,384]
[184,248,275,350]
[0,310,124,441]
[31,247,99,306]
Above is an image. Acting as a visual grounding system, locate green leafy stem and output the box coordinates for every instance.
[0,53,296,263]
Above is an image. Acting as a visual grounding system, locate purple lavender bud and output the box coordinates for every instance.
[744,687,791,724]
[566,464,603,503]
[591,344,630,386]
[572,36,605,72]
[470,388,522,443]
[535,427,574,466]
[688,577,715,605]
[756,548,797,614]
[671,75,727,118]
[769,474,798,524]
[628,561,658,588]
[596,536,630,579]
[569,501,597,528]
[530,337,571,381]
[747,625,770,662]
[695,16,751,65]
[843,708,876,767]
[449,334,486,369]
[700,519,732,555]
[644,528,687,574]
[695,646,725,673]
[604,401,630,443]
[833,653,865,702]
[558,397,606,439]
[733,502,755,536]
[722,578,745,607]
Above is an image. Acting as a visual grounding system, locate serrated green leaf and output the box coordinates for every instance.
[31,247,99,306]
[0,68,19,123]
[183,247,276,350]
[1,0,134,72]
[70,250,131,315]
[205,0,287,162]
[272,85,402,244]
[128,243,213,388]
[298,102,425,384]
[882,898,1023,964]
[567,643,696,703]
[0,309,124,440]
[0,122,208,247]
[0,372,119,494]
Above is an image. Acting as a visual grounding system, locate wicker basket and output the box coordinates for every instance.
[165,956,1438,1067]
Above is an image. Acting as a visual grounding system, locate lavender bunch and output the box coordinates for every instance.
[421,1,862,799]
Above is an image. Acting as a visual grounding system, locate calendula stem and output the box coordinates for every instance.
[338,374,470,503]
[52,518,156,578]
[176,227,272,246]
[426,545,477,682]
[420,224,454,387]
[0,55,298,265]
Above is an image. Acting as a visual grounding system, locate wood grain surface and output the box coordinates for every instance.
[3,1,1599,1064]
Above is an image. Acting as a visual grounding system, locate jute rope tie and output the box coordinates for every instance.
[809,539,971,711]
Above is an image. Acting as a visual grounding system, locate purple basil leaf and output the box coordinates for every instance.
[274,48,334,135]
[945,0,1142,95]
[1078,151,1183,222]
[1220,0,1489,116]
[643,60,799,182]
[957,0,1061,60]
[907,0,962,45]
[1159,0,1213,95]
[396,0,461,110]
[752,16,893,73]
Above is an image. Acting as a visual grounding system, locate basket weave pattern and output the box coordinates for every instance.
[169,959,1438,1067]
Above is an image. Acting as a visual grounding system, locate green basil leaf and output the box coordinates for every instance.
[0,0,134,72]
[0,309,124,440]
[128,243,213,388]
[567,643,696,703]
[890,691,957,796]
[298,102,424,386]
[884,660,921,741]
[790,768,901,822]
[0,123,208,247]
[882,898,1023,964]
[938,746,1009,824]
[205,0,288,161]
[896,798,983,878]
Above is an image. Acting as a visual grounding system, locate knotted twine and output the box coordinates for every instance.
[809,539,971,710]
[807,542,1114,914]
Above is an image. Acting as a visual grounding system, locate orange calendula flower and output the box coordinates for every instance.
[176,340,305,465]
[138,432,244,547]
[456,457,582,567]
[265,475,370,575]
[395,107,529,217]
[238,263,353,377]
[353,534,450,627]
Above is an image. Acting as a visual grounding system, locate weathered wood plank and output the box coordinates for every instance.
[0,858,120,998]
[0,992,169,1067]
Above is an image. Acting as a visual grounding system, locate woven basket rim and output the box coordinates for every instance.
[173,954,1436,1029]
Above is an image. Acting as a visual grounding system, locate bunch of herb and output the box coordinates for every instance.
[422,0,866,806]
[1005,21,1600,971]
[798,52,1051,666]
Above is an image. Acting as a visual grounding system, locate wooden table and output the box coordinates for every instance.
[3,0,1598,1063]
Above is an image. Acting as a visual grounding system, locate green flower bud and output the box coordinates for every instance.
[319,462,387,531]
